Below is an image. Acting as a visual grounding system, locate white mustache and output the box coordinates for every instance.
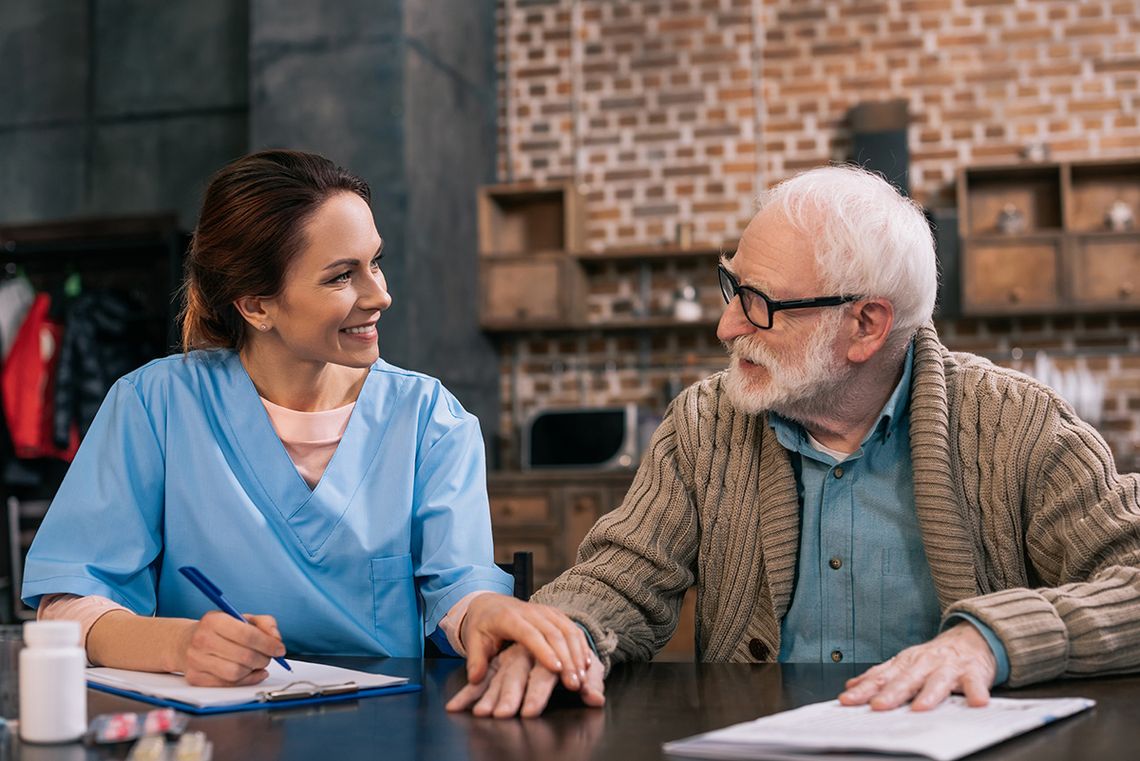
[723,337,779,368]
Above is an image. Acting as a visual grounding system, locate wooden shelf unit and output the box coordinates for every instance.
[957,158,1140,316]
[571,244,727,264]
[481,315,721,335]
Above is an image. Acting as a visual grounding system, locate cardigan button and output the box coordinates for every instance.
[833,466,845,479]
[829,556,842,570]
[749,638,769,660]
[831,649,843,662]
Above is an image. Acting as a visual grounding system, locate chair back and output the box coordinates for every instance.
[495,551,534,602]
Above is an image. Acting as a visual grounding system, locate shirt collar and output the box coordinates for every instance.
[768,340,915,451]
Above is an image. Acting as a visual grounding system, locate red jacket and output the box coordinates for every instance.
[2,293,79,461]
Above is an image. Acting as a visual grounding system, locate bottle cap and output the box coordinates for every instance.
[22,620,81,648]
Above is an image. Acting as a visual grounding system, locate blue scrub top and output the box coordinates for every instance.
[22,350,512,657]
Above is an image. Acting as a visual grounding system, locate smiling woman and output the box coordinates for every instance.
[19,150,586,688]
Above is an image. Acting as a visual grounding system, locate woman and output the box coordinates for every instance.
[21,150,586,687]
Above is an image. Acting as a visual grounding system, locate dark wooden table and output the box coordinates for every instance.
[4,659,1137,760]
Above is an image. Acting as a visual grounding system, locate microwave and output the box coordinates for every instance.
[522,404,652,470]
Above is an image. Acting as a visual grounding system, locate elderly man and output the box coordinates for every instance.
[447,165,1140,719]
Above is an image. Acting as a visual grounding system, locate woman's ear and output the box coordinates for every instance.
[233,295,274,333]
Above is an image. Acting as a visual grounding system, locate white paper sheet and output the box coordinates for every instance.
[663,696,1094,761]
[87,659,408,708]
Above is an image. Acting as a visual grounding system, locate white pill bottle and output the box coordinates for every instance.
[19,620,87,743]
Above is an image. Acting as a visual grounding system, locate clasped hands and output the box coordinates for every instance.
[446,596,997,718]
[445,595,604,717]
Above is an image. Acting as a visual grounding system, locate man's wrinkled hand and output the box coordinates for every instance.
[460,595,592,692]
[838,622,997,711]
[446,642,605,718]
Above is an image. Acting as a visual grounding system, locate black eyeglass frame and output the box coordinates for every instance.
[717,264,860,330]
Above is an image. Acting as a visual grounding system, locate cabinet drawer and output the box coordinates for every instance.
[493,536,557,583]
[962,238,1060,313]
[489,492,552,526]
[563,488,608,565]
[1071,235,1140,306]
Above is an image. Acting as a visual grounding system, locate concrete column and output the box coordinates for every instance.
[250,0,501,454]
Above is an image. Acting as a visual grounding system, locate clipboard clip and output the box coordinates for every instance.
[256,680,359,702]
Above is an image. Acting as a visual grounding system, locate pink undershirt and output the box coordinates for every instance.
[39,397,484,661]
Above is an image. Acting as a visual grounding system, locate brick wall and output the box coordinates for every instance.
[492,0,1140,471]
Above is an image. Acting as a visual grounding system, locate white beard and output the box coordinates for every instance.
[722,310,853,422]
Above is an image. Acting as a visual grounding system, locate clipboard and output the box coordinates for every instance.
[87,660,420,715]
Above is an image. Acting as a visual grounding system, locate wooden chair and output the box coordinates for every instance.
[496,551,534,602]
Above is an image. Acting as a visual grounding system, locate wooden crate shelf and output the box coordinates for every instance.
[957,157,1140,316]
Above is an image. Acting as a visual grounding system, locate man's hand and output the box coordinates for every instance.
[839,622,997,711]
[461,595,592,692]
[446,642,605,718]
[177,611,285,687]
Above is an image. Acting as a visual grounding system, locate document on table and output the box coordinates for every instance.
[663,695,1095,761]
[87,659,413,712]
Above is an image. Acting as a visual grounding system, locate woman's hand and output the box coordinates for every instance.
[460,595,592,691]
[176,611,287,686]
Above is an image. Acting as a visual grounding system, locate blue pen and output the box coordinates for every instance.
[178,566,291,671]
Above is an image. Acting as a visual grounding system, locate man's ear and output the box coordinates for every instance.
[233,295,274,333]
[846,298,894,364]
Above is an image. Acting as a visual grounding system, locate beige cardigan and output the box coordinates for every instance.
[532,324,1140,687]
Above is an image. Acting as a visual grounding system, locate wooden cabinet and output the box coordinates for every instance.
[477,184,589,329]
[958,158,1140,316]
[488,472,630,585]
[479,254,586,328]
[488,471,696,659]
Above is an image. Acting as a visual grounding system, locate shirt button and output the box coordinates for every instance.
[749,638,769,660]
[828,557,842,570]
[831,649,843,662]
[833,467,844,479]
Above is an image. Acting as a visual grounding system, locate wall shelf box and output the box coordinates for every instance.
[957,158,1140,316]
[961,164,1063,236]
[477,183,584,257]
[479,254,587,327]
[1067,160,1140,232]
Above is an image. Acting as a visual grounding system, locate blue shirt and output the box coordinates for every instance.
[772,344,1008,682]
[23,350,512,657]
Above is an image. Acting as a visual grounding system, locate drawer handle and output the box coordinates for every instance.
[1007,287,1024,304]
[500,502,514,516]
[1121,283,1134,298]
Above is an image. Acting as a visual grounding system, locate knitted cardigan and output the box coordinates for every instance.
[532,324,1140,687]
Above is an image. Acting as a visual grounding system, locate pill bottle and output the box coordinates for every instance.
[19,621,87,744]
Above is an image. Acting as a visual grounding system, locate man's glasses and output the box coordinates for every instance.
[717,264,859,330]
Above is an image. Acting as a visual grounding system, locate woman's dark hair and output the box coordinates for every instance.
[180,149,371,351]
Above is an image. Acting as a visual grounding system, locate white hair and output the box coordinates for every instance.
[757,165,937,345]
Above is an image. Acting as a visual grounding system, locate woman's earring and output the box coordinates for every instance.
[259,324,269,331]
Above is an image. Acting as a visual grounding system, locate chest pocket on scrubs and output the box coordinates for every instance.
[370,553,421,656]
